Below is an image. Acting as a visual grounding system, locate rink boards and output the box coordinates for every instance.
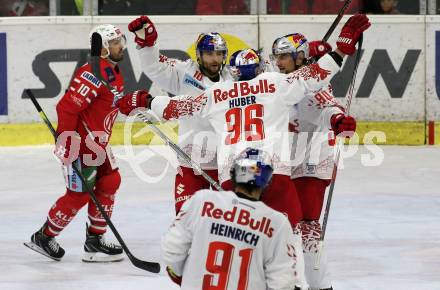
[1,15,440,144]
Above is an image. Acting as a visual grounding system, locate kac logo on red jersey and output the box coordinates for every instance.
[104,108,118,135]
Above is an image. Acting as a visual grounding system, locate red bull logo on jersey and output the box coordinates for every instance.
[201,201,274,238]
[213,79,276,104]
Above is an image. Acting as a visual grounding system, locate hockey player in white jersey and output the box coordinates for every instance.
[118,14,369,228]
[127,16,236,214]
[270,32,357,290]
[161,148,301,290]
[118,13,369,289]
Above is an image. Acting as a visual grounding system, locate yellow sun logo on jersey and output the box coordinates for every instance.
[187,34,251,63]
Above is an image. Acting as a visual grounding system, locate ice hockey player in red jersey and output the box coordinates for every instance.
[24,24,126,262]
[127,16,236,214]
[270,32,357,290]
[162,148,302,290]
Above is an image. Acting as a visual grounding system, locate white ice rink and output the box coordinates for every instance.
[1,145,439,290]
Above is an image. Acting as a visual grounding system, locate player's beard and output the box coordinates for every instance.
[109,50,124,63]
[201,61,222,77]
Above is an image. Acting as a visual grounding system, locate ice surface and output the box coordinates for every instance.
[0,145,439,290]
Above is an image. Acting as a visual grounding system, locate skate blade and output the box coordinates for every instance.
[82,252,124,263]
[24,241,62,261]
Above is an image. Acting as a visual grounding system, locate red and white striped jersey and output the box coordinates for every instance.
[56,58,124,150]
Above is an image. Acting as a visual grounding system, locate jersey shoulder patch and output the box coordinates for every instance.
[104,67,116,83]
[80,71,102,88]
[183,73,206,91]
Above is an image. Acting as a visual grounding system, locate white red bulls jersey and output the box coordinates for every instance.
[162,189,299,290]
[138,46,235,169]
[151,54,340,183]
[290,85,344,180]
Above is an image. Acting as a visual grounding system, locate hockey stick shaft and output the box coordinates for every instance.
[314,34,363,270]
[89,32,221,189]
[322,0,353,43]
[136,112,223,191]
[321,35,363,238]
[26,89,160,273]
[89,34,221,192]
[89,36,222,207]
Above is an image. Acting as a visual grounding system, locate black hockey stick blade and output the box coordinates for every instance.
[129,255,161,273]
[91,32,102,56]
[90,32,105,83]
[26,89,161,273]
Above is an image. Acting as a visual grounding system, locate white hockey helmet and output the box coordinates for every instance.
[271,33,310,60]
[89,24,126,58]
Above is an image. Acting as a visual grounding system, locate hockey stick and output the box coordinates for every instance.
[308,0,352,64]
[322,0,353,43]
[26,96,160,271]
[135,111,222,191]
[314,34,364,270]
[89,33,222,192]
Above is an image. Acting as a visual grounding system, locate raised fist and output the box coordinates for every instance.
[116,90,152,116]
[331,113,356,137]
[337,14,371,55]
[128,16,157,48]
[309,40,332,59]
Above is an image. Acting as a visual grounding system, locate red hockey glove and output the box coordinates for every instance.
[309,41,332,59]
[116,90,152,116]
[166,266,182,286]
[54,133,81,165]
[331,113,356,137]
[128,16,157,48]
[337,14,371,55]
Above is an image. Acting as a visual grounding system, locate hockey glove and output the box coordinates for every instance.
[54,133,81,165]
[128,16,157,48]
[116,90,152,116]
[337,14,371,55]
[166,266,182,286]
[309,41,332,59]
[331,113,356,137]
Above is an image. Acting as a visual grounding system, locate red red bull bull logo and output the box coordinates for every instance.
[213,79,276,104]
